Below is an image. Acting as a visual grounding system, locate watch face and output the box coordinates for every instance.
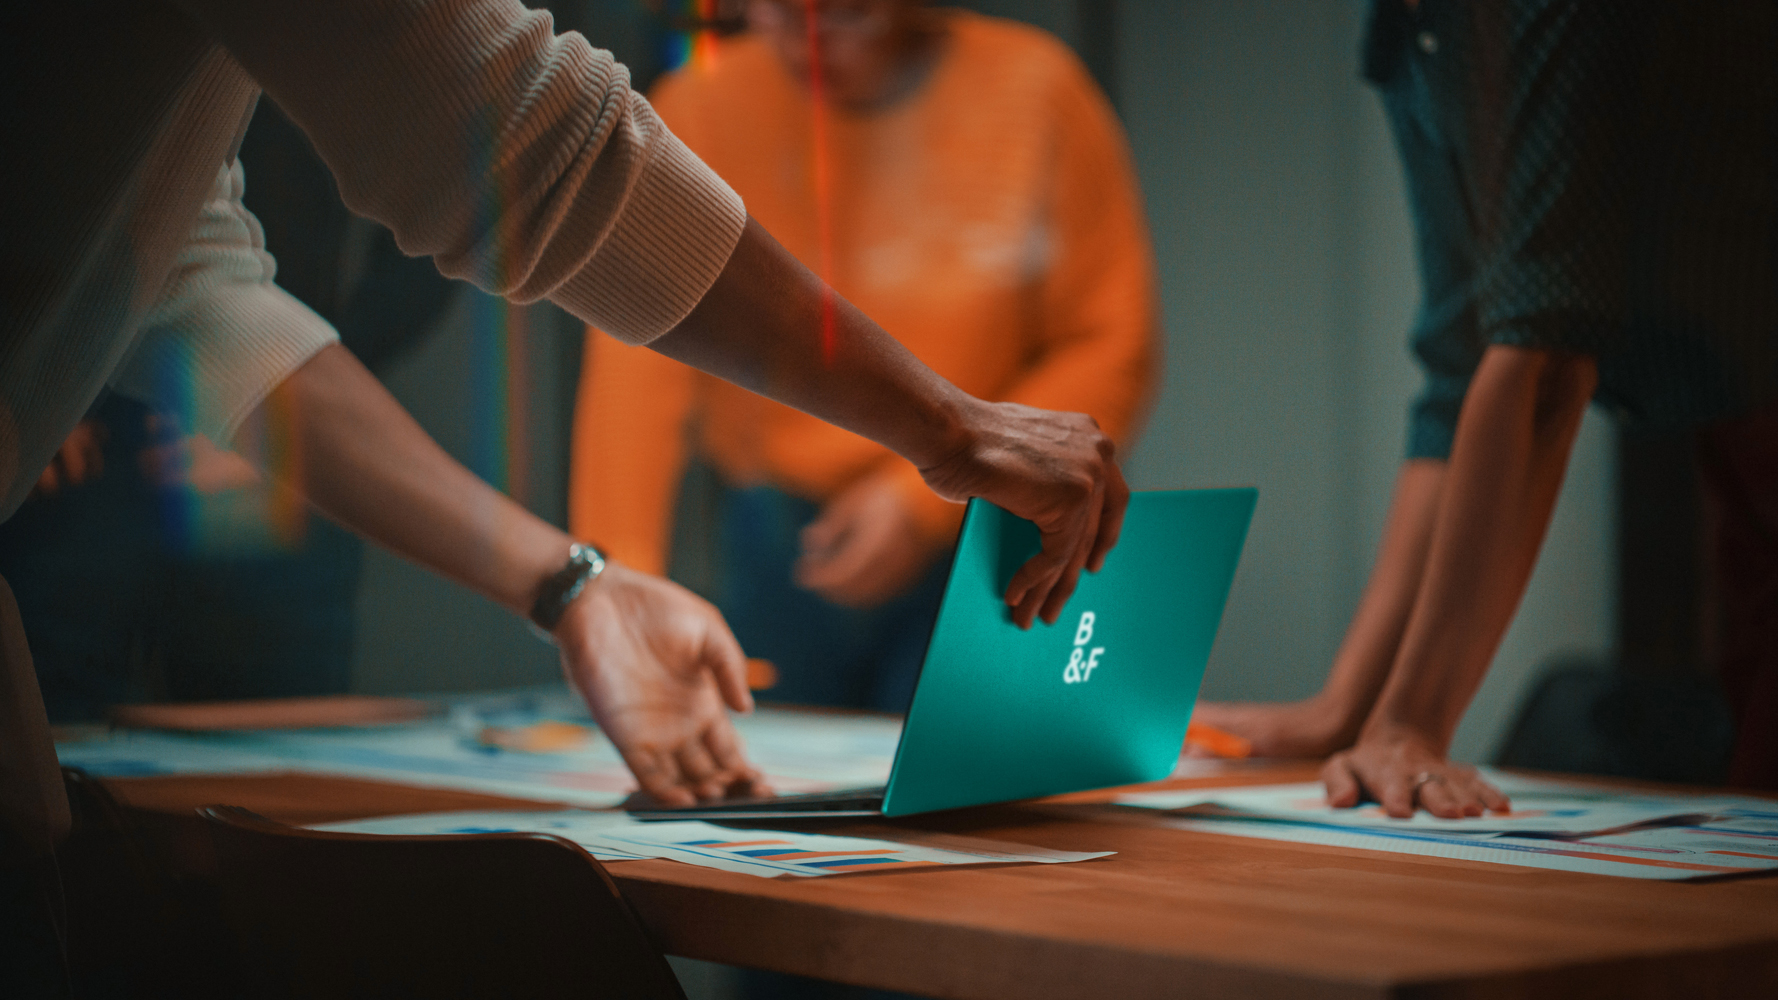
[531,544,607,630]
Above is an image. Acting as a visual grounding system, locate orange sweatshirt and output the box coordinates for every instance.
[570,11,1159,575]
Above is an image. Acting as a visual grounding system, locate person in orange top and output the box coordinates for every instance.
[571,0,1158,712]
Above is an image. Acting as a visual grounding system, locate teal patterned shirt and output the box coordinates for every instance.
[1365,0,1778,459]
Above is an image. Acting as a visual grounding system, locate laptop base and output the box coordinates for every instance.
[627,786,887,821]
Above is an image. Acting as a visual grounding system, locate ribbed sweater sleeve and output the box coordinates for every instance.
[173,0,746,345]
[109,162,339,445]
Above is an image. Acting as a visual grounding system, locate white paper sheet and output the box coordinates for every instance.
[1115,768,1769,837]
[55,688,903,809]
[1153,807,1778,881]
[593,821,1112,877]
[310,810,1113,878]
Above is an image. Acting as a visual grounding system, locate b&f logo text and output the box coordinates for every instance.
[1063,611,1104,684]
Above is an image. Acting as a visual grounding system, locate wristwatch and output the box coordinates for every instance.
[528,542,608,633]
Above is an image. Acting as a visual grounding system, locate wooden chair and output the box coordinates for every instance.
[58,767,230,996]
[200,805,687,999]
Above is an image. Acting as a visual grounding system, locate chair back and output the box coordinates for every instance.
[200,805,686,999]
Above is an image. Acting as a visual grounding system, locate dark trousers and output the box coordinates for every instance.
[1698,404,1778,789]
[714,484,948,715]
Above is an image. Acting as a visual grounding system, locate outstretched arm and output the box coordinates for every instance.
[242,344,759,807]
[651,219,1128,628]
[1323,345,1596,817]
[1192,458,1446,757]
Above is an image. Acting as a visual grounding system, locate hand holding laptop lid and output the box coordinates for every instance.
[915,399,1130,629]
[650,220,1131,631]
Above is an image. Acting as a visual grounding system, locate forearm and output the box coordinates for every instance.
[1366,346,1596,746]
[648,218,974,473]
[240,343,569,617]
[1316,459,1446,735]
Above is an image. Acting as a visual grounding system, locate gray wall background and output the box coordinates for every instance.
[351,0,1616,765]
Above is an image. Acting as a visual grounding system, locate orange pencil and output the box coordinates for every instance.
[1185,720,1252,759]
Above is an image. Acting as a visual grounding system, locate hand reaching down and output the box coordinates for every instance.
[794,472,953,609]
[919,399,1129,628]
[1321,722,1510,819]
[552,561,768,806]
[32,419,106,497]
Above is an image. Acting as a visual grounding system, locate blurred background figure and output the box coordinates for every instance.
[0,101,457,721]
[571,0,1159,716]
[1194,0,1778,799]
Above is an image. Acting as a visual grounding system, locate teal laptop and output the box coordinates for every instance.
[628,488,1256,820]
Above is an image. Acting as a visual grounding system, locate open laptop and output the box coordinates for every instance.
[628,488,1257,820]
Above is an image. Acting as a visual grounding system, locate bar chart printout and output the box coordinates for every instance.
[597,821,1114,878]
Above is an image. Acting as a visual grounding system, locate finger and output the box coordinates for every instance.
[799,509,845,560]
[626,746,694,807]
[1476,775,1511,814]
[1446,771,1494,817]
[703,616,754,714]
[1417,778,1464,820]
[1009,565,1061,630]
[1322,754,1362,808]
[794,526,873,593]
[675,740,725,801]
[702,721,766,799]
[36,464,61,496]
[1379,771,1416,818]
[1004,546,1063,612]
[1039,485,1104,625]
[1037,561,1084,626]
[1087,461,1130,573]
[702,717,751,780]
[61,443,91,485]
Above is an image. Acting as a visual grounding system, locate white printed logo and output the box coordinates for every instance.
[1062,611,1104,684]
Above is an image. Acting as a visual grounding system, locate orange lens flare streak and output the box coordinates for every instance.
[804,0,838,365]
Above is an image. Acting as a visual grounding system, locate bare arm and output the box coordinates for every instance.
[652,219,1128,628]
[1193,459,1446,756]
[1324,344,1596,817]
[242,344,759,807]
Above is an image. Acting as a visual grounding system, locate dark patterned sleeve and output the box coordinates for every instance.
[1468,0,1642,356]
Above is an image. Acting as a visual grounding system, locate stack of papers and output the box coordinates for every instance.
[310,810,1112,879]
[54,687,903,809]
[1115,770,1778,881]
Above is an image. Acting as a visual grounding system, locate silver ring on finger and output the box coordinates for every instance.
[1412,770,1444,794]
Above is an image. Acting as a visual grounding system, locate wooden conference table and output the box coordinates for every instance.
[106,762,1778,1000]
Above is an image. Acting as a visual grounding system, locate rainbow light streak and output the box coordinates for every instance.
[467,293,532,506]
[661,0,724,73]
[152,343,307,556]
[804,0,839,365]
[465,86,533,507]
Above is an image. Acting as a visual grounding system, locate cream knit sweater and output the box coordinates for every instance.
[0,0,747,521]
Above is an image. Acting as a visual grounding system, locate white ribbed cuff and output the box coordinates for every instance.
[109,282,339,445]
[550,97,747,345]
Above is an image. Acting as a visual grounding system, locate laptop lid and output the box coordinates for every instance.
[880,488,1256,817]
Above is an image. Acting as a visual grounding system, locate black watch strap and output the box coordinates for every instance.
[528,543,607,632]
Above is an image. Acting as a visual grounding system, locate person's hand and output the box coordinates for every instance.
[1188,696,1361,759]
[32,420,106,497]
[793,472,950,609]
[139,417,263,494]
[919,399,1128,628]
[553,561,768,806]
[1321,721,1510,819]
